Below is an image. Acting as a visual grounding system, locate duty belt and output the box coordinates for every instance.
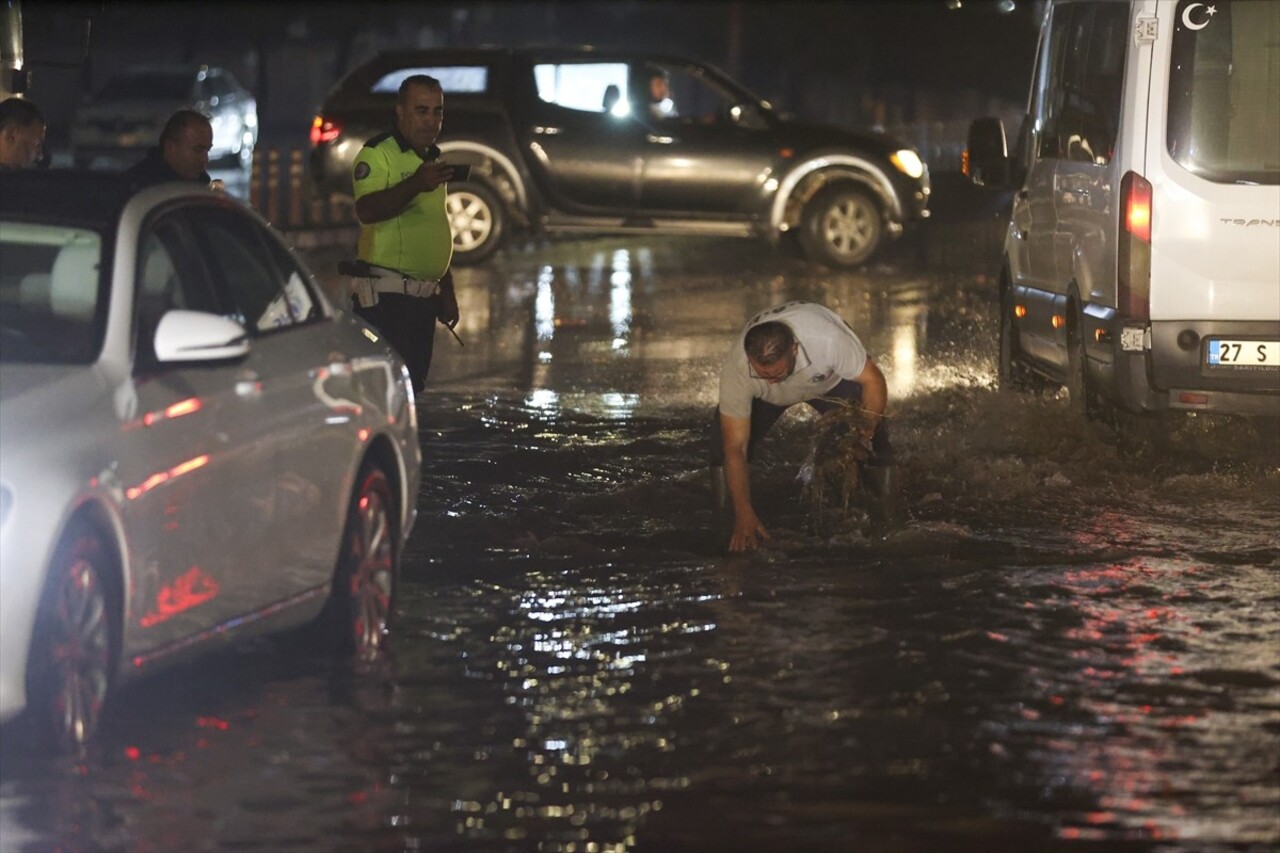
[341,261,439,308]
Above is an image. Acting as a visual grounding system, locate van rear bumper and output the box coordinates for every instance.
[1109,319,1280,416]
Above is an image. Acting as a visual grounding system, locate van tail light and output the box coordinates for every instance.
[310,115,342,146]
[1117,171,1152,321]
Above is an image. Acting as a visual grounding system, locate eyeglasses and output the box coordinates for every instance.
[748,342,808,382]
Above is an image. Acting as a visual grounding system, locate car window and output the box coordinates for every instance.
[1035,3,1078,161]
[256,225,323,324]
[137,215,224,313]
[183,206,312,334]
[1055,3,1127,164]
[655,66,749,127]
[371,66,488,94]
[533,62,629,114]
[134,213,225,365]
[1167,0,1280,185]
[0,222,105,364]
[208,75,235,100]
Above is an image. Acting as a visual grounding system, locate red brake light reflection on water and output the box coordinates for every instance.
[310,116,341,146]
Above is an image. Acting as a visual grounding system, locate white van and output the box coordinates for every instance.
[967,0,1279,419]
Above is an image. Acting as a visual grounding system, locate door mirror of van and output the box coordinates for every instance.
[966,117,1010,188]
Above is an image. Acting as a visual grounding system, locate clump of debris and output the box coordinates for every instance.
[801,398,878,515]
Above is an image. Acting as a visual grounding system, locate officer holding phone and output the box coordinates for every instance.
[351,74,461,394]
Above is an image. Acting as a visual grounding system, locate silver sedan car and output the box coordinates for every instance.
[0,171,421,752]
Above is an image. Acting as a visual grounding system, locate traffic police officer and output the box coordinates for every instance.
[351,74,460,393]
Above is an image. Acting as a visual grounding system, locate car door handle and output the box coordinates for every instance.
[646,133,676,145]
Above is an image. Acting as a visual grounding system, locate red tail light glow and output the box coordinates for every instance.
[310,115,341,146]
[1124,172,1152,243]
[1117,171,1152,321]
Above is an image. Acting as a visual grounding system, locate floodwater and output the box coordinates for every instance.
[1,226,1277,852]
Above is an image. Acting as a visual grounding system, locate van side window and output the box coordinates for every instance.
[1035,4,1077,160]
[1060,4,1128,164]
[1037,3,1127,166]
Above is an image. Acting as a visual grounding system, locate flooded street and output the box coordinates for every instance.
[2,227,1277,852]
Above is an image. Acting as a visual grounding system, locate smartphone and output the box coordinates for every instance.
[445,163,472,182]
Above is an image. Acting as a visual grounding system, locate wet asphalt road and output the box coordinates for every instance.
[1,221,1277,852]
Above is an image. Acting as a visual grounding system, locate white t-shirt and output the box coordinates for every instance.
[717,301,868,419]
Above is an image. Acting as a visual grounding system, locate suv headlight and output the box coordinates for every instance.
[890,149,925,180]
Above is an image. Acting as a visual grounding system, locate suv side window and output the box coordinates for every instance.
[371,66,488,94]
[641,65,752,128]
[534,62,630,114]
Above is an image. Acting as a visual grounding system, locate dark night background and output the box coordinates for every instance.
[19,0,1042,172]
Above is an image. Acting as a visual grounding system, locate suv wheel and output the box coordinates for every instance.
[799,184,883,268]
[447,181,505,265]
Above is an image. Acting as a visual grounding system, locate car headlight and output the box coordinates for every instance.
[890,149,925,180]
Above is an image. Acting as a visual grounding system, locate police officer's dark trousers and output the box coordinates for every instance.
[354,292,441,394]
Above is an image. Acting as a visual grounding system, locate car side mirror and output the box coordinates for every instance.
[153,310,250,363]
[965,117,1010,188]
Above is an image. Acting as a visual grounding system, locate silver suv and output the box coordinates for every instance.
[71,64,259,170]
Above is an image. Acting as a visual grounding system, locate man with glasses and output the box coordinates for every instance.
[711,301,898,552]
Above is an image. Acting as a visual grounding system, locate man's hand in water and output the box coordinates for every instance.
[729,511,771,552]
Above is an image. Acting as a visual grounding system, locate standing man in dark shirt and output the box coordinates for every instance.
[0,97,46,170]
[127,109,212,186]
[349,74,459,394]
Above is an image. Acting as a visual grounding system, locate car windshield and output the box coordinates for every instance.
[0,222,106,365]
[1167,0,1280,185]
[97,72,193,102]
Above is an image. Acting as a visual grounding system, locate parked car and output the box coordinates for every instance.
[0,170,421,752]
[966,0,1279,419]
[70,64,259,170]
[309,48,930,268]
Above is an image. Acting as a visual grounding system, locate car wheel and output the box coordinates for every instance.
[998,284,1042,393]
[447,180,505,265]
[324,463,398,661]
[799,184,883,269]
[25,521,117,753]
[1066,320,1099,421]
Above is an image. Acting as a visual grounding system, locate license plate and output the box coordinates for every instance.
[1206,339,1280,368]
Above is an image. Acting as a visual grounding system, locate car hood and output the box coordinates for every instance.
[0,363,110,436]
[775,118,906,160]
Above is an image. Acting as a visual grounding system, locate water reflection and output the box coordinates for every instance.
[9,235,1272,851]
